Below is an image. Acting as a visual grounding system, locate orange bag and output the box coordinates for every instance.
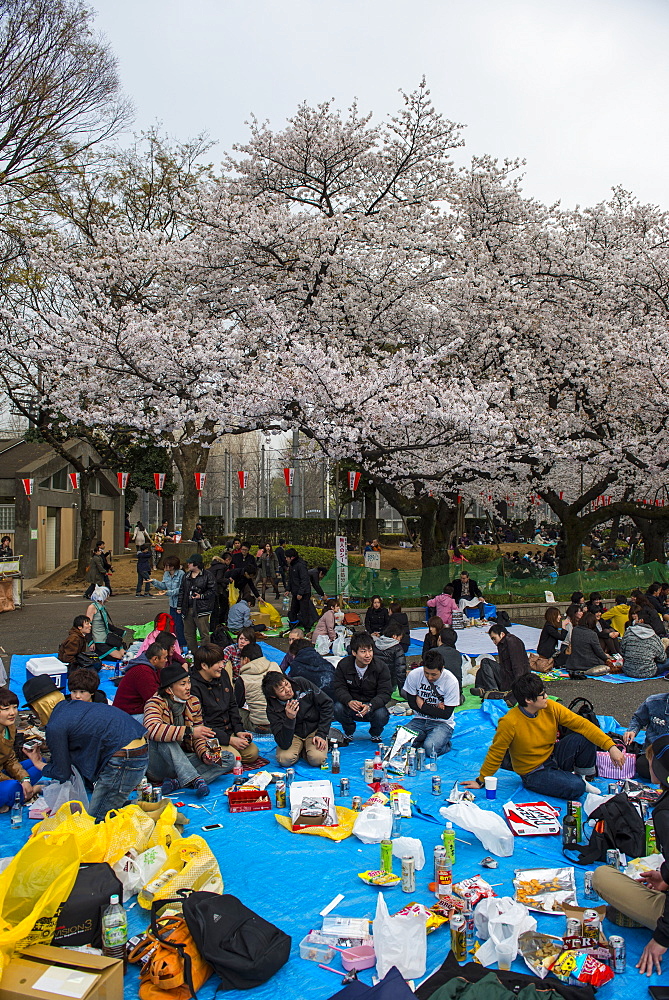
[127,899,212,1000]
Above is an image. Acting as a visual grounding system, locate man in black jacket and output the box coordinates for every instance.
[177,554,216,652]
[287,638,335,697]
[333,632,391,744]
[262,672,333,767]
[593,734,669,976]
[286,548,318,630]
[451,570,485,620]
[189,643,259,765]
[473,623,529,698]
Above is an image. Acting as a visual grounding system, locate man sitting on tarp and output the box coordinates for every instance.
[402,650,460,756]
[462,673,624,799]
[262,672,333,767]
[472,622,530,699]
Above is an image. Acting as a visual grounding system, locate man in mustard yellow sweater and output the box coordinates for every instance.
[463,673,624,799]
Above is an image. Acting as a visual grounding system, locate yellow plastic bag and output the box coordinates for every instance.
[146,799,181,851]
[33,802,157,865]
[274,806,357,841]
[258,599,282,628]
[102,805,156,865]
[32,801,101,862]
[0,832,81,975]
[138,835,222,909]
[228,580,240,608]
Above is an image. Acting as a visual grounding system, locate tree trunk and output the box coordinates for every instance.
[608,514,620,547]
[631,516,669,564]
[419,500,457,568]
[76,470,96,579]
[172,441,210,541]
[362,482,378,543]
[556,515,589,575]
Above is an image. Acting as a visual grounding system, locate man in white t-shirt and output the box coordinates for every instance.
[402,649,459,756]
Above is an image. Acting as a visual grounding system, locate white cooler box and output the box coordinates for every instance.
[26,656,68,691]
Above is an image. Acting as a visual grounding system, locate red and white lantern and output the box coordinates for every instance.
[21,478,33,496]
[68,472,80,491]
[194,472,207,495]
[348,471,361,495]
[237,470,248,490]
[153,472,166,495]
[116,472,129,493]
[283,467,294,493]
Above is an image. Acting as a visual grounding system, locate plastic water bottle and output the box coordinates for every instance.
[391,798,402,837]
[101,894,127,971]
[282,594,290,612]
[233,755,243,777]
[373,751,383,781]
[429,750,438,771]
[10,791,22,828]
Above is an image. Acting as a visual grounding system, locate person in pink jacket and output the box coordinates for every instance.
[427,585,458,625]
[312,599,340,642]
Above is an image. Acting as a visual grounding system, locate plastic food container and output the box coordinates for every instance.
[340,943,376,971]
[299,932,336,963]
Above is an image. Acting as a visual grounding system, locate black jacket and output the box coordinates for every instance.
[434,645,463,694]
[229,566,259,599]
[652,791,669,946]
[641,604,667,638]
[496,632,530,690]
[288,557,311,597]
[537,623,568,659]
[308,567,325,597]
[177,568,216,615]
[451,578,482,602]
[189,669,243,745]
[388,611,410,650]
[265,675,333,747]
[209,560,232,597]
[422,631,439,660]
[364,606,390,634]
[275,545,288,569]
[566,625,609,670]
[372,637,407,689]
[333,655,392,713]
[288,646,335,697]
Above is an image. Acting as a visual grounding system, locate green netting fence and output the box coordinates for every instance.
[321,559,669,603]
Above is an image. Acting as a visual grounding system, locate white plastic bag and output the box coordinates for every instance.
[474,896,536,968]
[331,636,348,658]
[373,891,427,979]
[353,805,392,844]
[42,767,89,813]
[391,837,425,870]
[314,635,331,655]
[113,844,167,901]
[440,801,514,857]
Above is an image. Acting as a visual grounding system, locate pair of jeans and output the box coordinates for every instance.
[408,716,454,756]
[520,731,597,800]
[87,751,148,821]
[333,702,389,738]
[147,740,234,788]
[183,609,210,653]
[169,606,186,649]
[136,572,151,596]
[0,762,42,807]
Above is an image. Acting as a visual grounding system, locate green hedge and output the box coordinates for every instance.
[460,545,496,564]
[379,533,409,546]
[234,517,384,548]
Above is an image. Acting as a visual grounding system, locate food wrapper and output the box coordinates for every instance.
[393,901,449,933]
[553,950,614,987]
[358,869,401,887]
[453,875,496,905]
[518,931,563,979]
[513,866,576,913]
[363,792,388,808]
[431,896,464,917]
[625,853,664,878]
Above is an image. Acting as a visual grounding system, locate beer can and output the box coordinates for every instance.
[339,777,350,796]
[566,916,581,937]
[583,870,598,900]
[352,795,363,812]
[606,848,621,870]
[646,819,657,854]
[608,934,626,973]
[450,913,467,962]
[568,800,582,841]
[380,839,393,873]
[582,909,600,935]
[432,775,442,796]
[434,845,446,882]
[417,748,426,771]
[285,768,295,786]
[152,786,162,803]
[363,758,374,783]
[275,781,286,808]
[435,857,452,898]
[608,782,618,795]
[462,890,476,945]
[401,855,416,893]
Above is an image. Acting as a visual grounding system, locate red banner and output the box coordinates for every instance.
[116,472,129,492]
[21,478,33,496]
[283,467,294,492]
[68,472,80,491]
[194,472,207,495]
[153,472,166,495]
[237,470,248,490]
[348,471,361,494]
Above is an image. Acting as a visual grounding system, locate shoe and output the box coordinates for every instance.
[193,778,210,799]
[483,690,507,700]
[504,694,517,708]
[370,735,383,743]
[338,734,353,746]
[470,687,485,698]
[161,778,180,795]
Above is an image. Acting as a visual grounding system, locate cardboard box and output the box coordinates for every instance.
[250,612,271,627]
[0,944,123,1000]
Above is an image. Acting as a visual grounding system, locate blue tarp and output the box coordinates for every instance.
[0,657,660,997]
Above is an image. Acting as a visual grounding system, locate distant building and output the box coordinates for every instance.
[0,438,124,578]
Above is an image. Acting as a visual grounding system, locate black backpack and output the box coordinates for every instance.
[559,696,600,738]
[564,793,645,865]
[52,863,123,948]
[182,891,291,990]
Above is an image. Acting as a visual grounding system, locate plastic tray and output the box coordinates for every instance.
[299,933,336,963]
[228,788,272,812]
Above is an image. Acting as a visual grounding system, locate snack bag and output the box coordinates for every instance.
[453,875,496,905]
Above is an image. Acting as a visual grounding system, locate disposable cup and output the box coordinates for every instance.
[484,776,497,799]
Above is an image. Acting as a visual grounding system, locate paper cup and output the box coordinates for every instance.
[484,776,497,799]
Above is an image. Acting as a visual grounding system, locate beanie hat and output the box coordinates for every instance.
[187,553,203,567]
[23,675,59,706]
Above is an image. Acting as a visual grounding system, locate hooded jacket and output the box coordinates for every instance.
[189,669,243,745]
[629,692,669,747]
[113,654,162,715]
[333,655,392,713]
[426,594,458,625]
[601,603,630,635]
[312,609,337,641]
[234,655,276,726]
[288,646,336,697]
[620,623,666,678]
[372,635,407,689]
[265,675,333,747]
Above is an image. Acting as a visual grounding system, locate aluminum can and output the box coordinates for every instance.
[646,818,657,854]
[401,855,415,893]
[270,771,285,783]
[606,848,621,870]
[352,795,363,812]
[417,748,426,771]
[339,777,350,796]
[583,871,598,900]
[407,750,417,776]
[432,775,442,796]
[435,857,452,898]
[608,782,618,795]
[568,800,582,840]
[608,935,626,973]
[450,913,467,962]
[152,786,162,803]
[582,909,600,935]
[285,768,295,786]
[566,916,581,937]
[363,758,374,783]
[380,839,393,873]
[433,845,446,882]
[275,781,286,808]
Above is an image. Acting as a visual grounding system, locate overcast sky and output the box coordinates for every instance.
[91,0,668,210]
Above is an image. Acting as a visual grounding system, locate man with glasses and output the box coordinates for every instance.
[462,673,624,799]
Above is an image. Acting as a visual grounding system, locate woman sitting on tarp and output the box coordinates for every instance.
[565,612,611,676]
[135,612,186,664]
[85,586,124,661]
[0,688,41,811]
[620,605,669,678]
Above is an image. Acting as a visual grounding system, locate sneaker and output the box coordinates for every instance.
[470,687,485,698]
[483,690,508,700]
[193,778,210,799]
[161,777,180,795]
[370,735,383,743]
[338,734,353,746]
